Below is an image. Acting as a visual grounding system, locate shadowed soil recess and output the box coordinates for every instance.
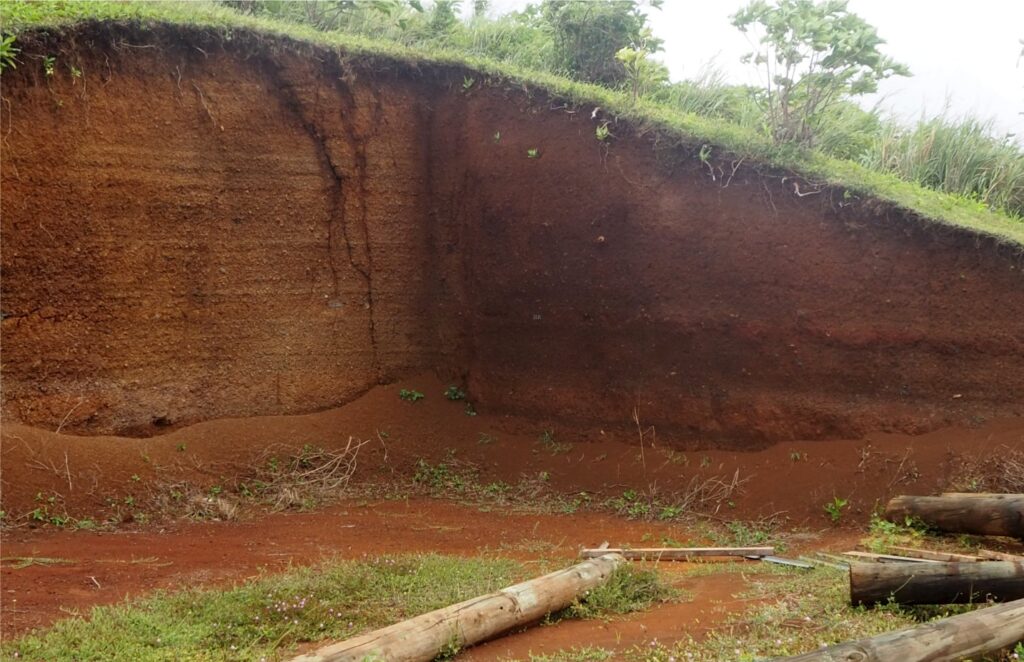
[2,24,1023,445]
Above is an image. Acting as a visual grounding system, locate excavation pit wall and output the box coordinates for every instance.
[3,25,1023,445]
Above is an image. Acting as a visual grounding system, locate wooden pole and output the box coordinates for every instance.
[289,553,624,662]
[888,546,979,563]
[849,561,1024,606]
[774,597,1024,661]
[579,546,772,560]
[979,549,1024,562]
[884,494,1024,538]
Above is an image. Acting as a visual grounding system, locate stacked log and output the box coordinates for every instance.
[775,597,1024,661]
[884,494,1024,538]
[849,560,1024,605]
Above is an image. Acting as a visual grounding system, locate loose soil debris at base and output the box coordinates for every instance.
[2,375,1022,657]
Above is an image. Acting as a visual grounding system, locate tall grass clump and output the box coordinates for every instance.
[863,113,1024,217]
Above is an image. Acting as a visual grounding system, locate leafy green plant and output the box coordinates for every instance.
[615,42,668,103]
[527,147,539,158]
[42,54,55,77]
[443,385,466,401]
[595,122,610,141]
[541,0,663,86]
[539,429,571,454]
[608,489,652,519]
[0,34,18,71]
[824,496,848,523]
[399,389,425,402]
[731,0,909,146]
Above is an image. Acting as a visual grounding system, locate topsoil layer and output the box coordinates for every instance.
[2,24,1023,445]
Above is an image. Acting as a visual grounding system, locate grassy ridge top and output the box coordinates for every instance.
[4,0,1024,247]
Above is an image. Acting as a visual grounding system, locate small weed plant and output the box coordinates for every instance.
[399,389,425,402]
[824,496,848,523]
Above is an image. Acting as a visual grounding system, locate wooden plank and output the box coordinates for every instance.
[889,546,980,563]
[291,553,624,662]
[579,546,773,560]
[850,561,1024,606]
[773,597,1024,661]
[758,556,813,569]
[813,552,851,566]
[843,551,940,564]
[979,549,1024,562]
[798,556,848,571]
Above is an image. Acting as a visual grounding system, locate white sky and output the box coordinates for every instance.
[477,0,1024,139]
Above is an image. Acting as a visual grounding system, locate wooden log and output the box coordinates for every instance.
[579,546,773,560]
[889,546,980,563]
[884,494,1024,538]
[849,561,1024,605]
[842,551,939,564]
[979,548,1024,562]
[941,492,1018,499]
[774,597,1024,661]
[290,553,624,662]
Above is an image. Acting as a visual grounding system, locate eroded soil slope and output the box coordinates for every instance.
[3,25,1023,443]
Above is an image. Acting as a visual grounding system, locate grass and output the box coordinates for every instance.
[3,0,1023,245]
[524,561,1011,661]
[0,553,670,661]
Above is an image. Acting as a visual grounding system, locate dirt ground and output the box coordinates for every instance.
[2,373,1022,650]
[0,496,858,651]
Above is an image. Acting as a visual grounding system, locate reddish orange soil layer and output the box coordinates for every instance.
[4,373,1023,524]
[2,25,1023,443]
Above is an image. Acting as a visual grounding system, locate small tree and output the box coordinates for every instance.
[731,0,909,146]
[541,0,663,86]
[615,41,668,103]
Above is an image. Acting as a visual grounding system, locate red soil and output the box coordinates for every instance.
[0,494,852,644]
[1,22,1023,655]
[1,374,1020,644]
[2,25,1022,444]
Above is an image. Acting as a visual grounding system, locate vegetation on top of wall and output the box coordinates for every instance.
[2,0,1023,246]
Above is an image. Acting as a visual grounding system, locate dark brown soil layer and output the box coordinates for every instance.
[2,25,1023,443]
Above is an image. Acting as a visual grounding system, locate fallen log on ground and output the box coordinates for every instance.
[884,494,1024,538]
[774,597,1024,661]
[290,553,624,662]
[579,546,772,560]
[850,560,1024,605]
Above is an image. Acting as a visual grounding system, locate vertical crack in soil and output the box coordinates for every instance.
[333,78,381,381]
[266,61,381,380]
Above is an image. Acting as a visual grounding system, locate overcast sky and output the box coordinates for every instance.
[478,0,1024,138]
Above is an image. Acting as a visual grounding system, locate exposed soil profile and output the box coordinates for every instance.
[2,24,1023,445]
